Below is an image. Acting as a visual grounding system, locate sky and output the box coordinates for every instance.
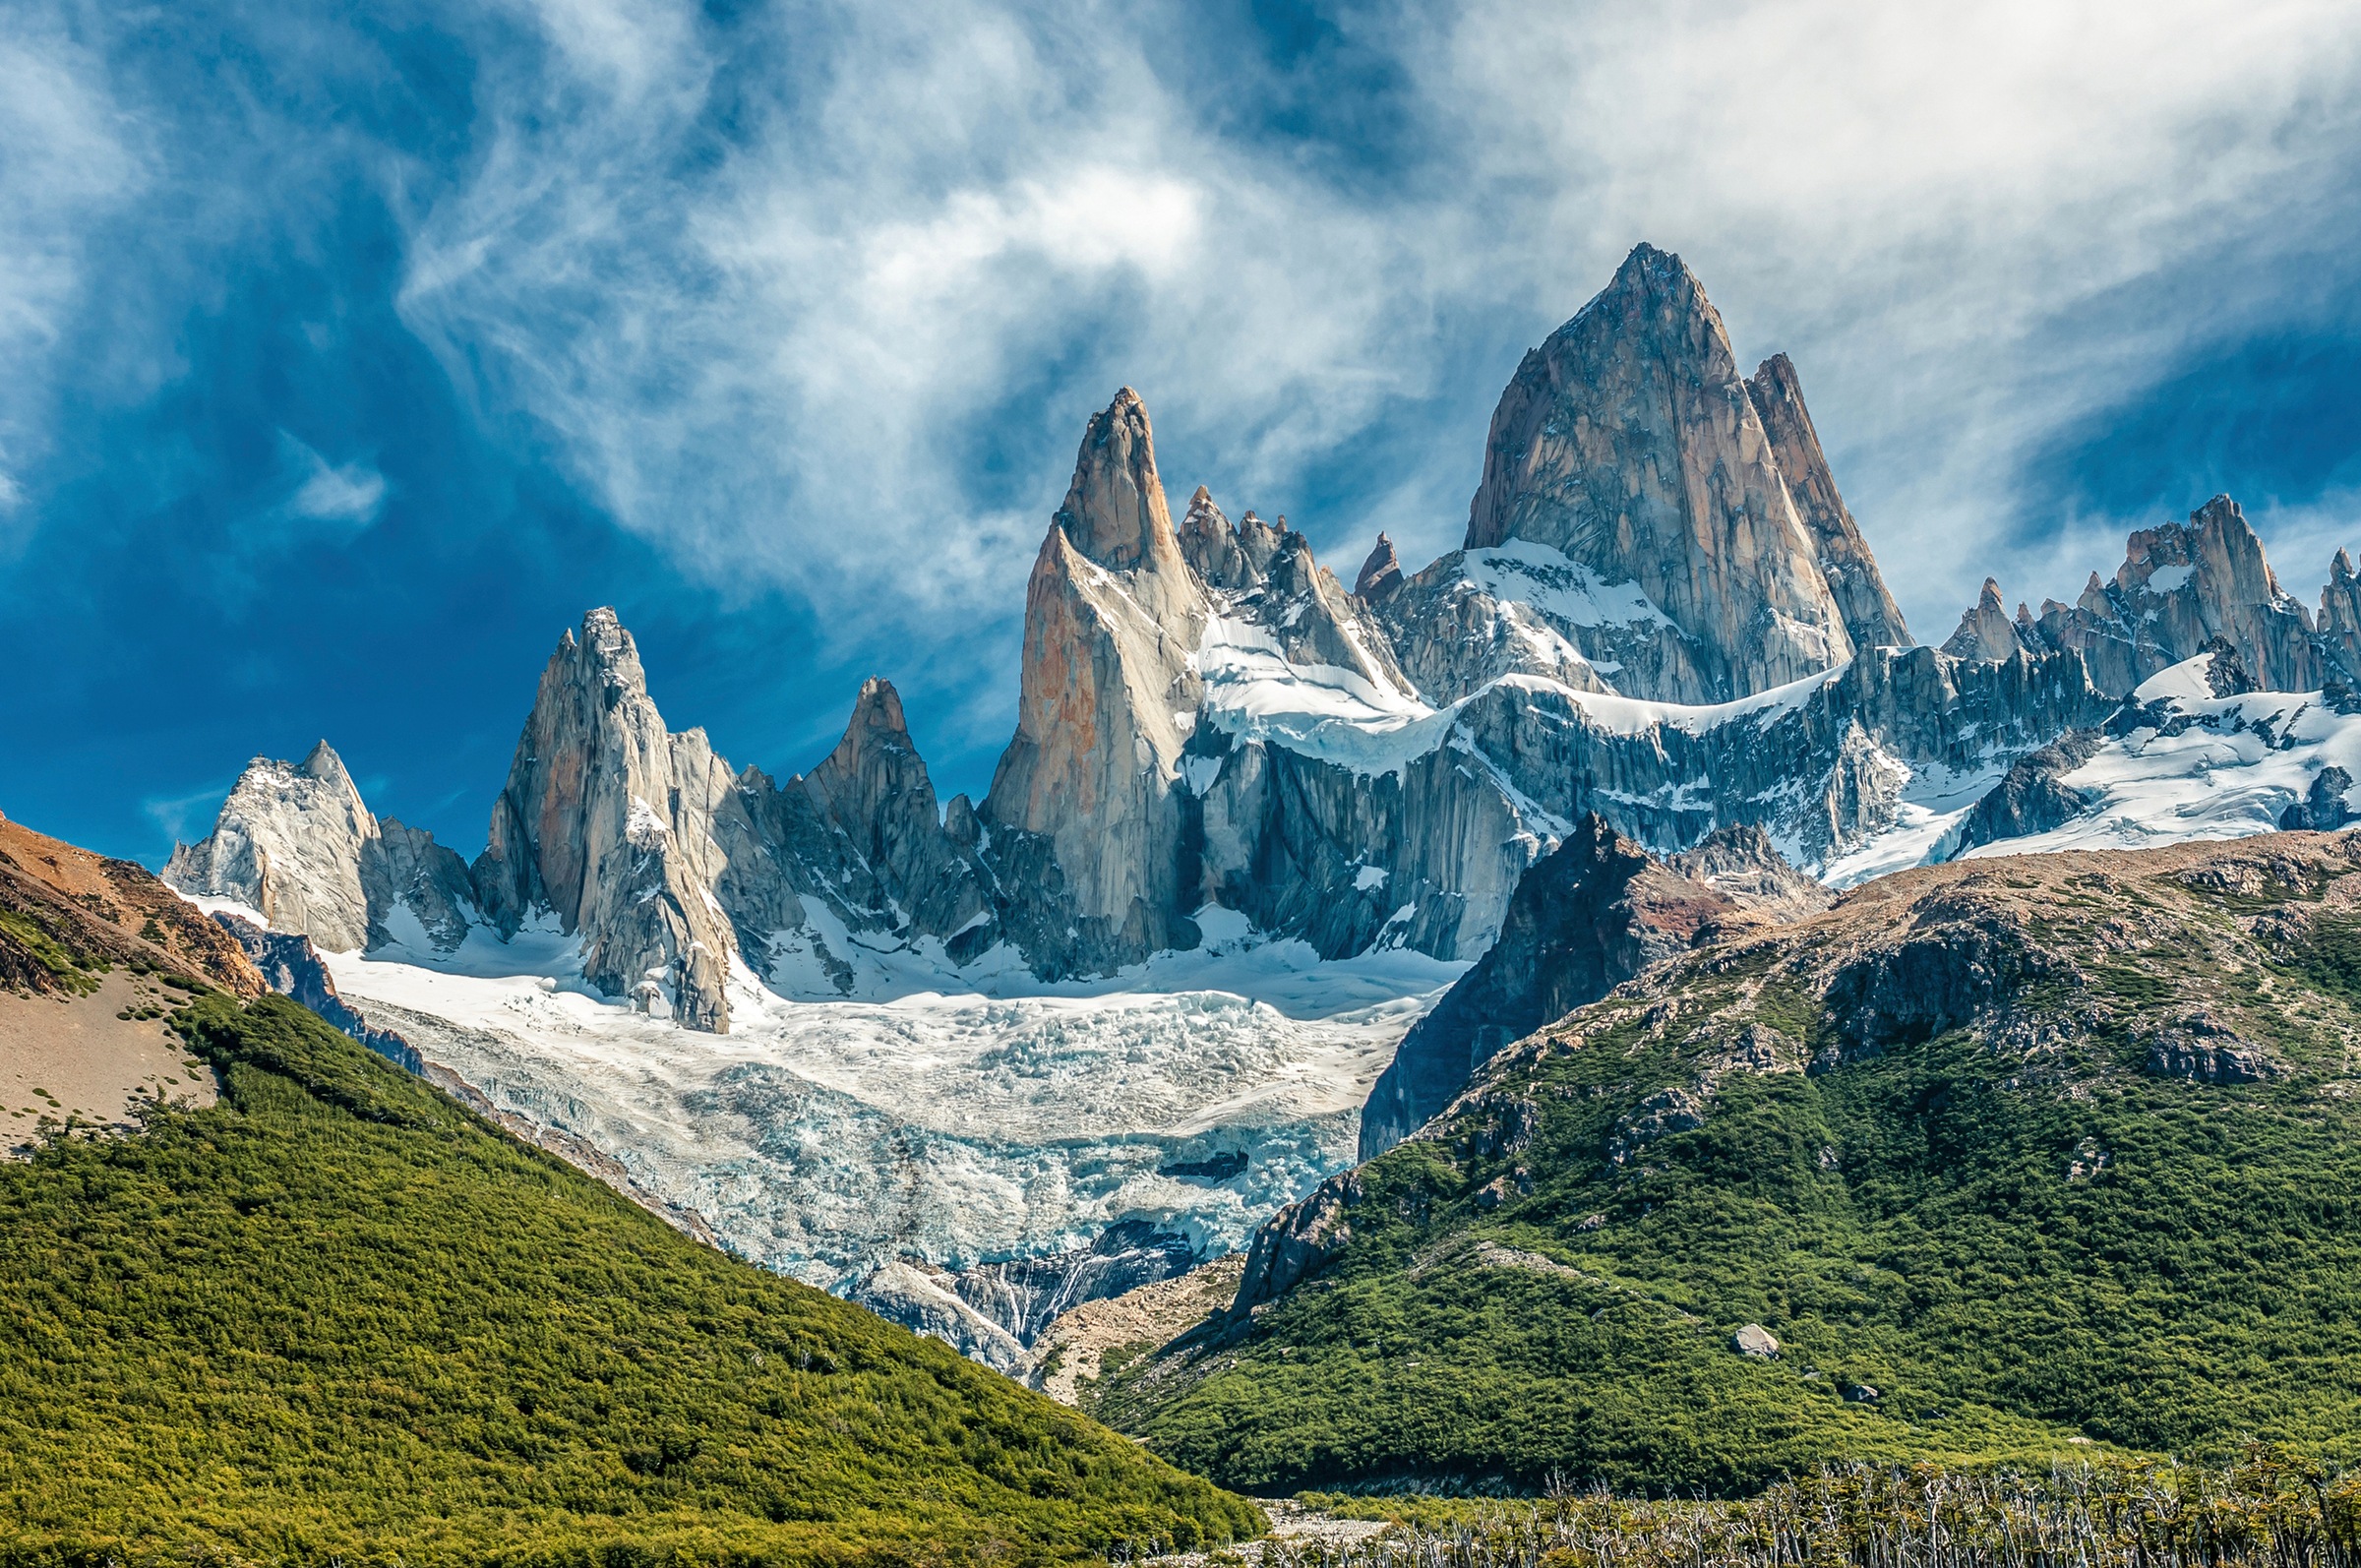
[3,0,2359,865]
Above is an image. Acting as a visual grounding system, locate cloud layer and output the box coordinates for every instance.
[377,0,2361,646]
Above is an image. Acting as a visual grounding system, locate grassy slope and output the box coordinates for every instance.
[0,994,1258,1565]
[1111,848,2361,1494]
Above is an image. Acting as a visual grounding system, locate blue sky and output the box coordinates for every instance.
[3,0,2359,864]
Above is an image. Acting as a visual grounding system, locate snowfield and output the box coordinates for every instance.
[310,905,1461,1291]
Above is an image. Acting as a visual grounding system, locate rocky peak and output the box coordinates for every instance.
[162,742,379,952]
[1942,579,2027,663]
[163,742,473,957]
[983,391,1210,969]
[799,676,985,939]
[1461,242,1854,703]
[1052,388,1203,627]
[2022,494,2322,696]
[1744,352,1911,650]
[473,606,738,1031]
[1177,485,1255,592]
[1354,533,1404,603]
[2321,549,2361,681]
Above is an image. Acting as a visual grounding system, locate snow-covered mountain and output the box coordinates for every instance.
[165,240,2361,1366]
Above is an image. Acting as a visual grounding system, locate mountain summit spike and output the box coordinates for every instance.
[1460,241,1854,702]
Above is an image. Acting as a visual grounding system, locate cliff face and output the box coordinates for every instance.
[1462,243,1855,703]
[1359,817,1744,1159]
[164,742,473,957]
[1745,352,1911,652]
[472,609,742,1031]
[983,389,1209,972]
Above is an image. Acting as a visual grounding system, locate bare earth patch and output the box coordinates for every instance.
[0,973,216,1156]
[1029,1253,1245,1406]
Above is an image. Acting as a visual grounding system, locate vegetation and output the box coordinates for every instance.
[1109,854,2361,1494]
[0,907,101,995]
[1251,1454,2361,1567]
[0,994,1258,1566]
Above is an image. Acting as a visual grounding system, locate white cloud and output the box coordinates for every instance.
[286,445,389,530]
[388,0,2361,661]
[0,19,142,546]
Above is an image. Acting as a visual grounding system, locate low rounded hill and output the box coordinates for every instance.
[1099,833,2361,1494]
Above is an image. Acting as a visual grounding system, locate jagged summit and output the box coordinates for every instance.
[1943,577,2025,663]
[164,740,473,956]
[1745,351,1911,650]
[1354,532,1403,602]
[1459,241,1857,703]
[984,389,1208,971]
[1965,495,2329,697]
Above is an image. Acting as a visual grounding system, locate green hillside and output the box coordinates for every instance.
[0,992,1257,1565]
[1105,837,2361,1494]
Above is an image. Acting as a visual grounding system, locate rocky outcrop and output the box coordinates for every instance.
[164,742,474,956]
[1354,533,1404,603]
[472,610,742,1030]
[1948,731,2106,856]
[212,913,422,1071]
[1359,816,1745,1158]
[2017,497,2322,696]
[1462,243,1854,703]
[2280,766,2355,832]
[852,1260,1030,1375]
[1669,823,1836,919]
[1745,352,1910,651]
[983,389,1210,974]
[1942,579,2028,663]
[1224,1170,1361,1323]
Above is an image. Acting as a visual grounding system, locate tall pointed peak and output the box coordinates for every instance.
[299,739,351,784]
[1354,532,1404,601]
[835,676,912,750]
[1054,387,1178,574]
[2336,548,2357,580]
[1458,244,1851,700]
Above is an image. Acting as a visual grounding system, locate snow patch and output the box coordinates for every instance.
[1964,687,2361,860]
[1464,540,1675,631]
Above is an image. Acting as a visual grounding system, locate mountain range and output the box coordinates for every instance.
[156,241,2361,1367]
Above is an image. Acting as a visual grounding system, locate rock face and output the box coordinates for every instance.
[1999,497,2325,696]
[211,913,422,1071]
[1461,243,1855,703]
[1942,579,2027,663]
[1361,817,1811,1159]
[1745,352,1911,652]
[164,742,473,956]
[983,389,1208,974]
[473,611,742,1030]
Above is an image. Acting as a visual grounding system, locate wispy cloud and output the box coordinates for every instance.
[282,438,388,531]
[142,783,231,845]
[381,0,2361,652]
[0,17,142,549]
